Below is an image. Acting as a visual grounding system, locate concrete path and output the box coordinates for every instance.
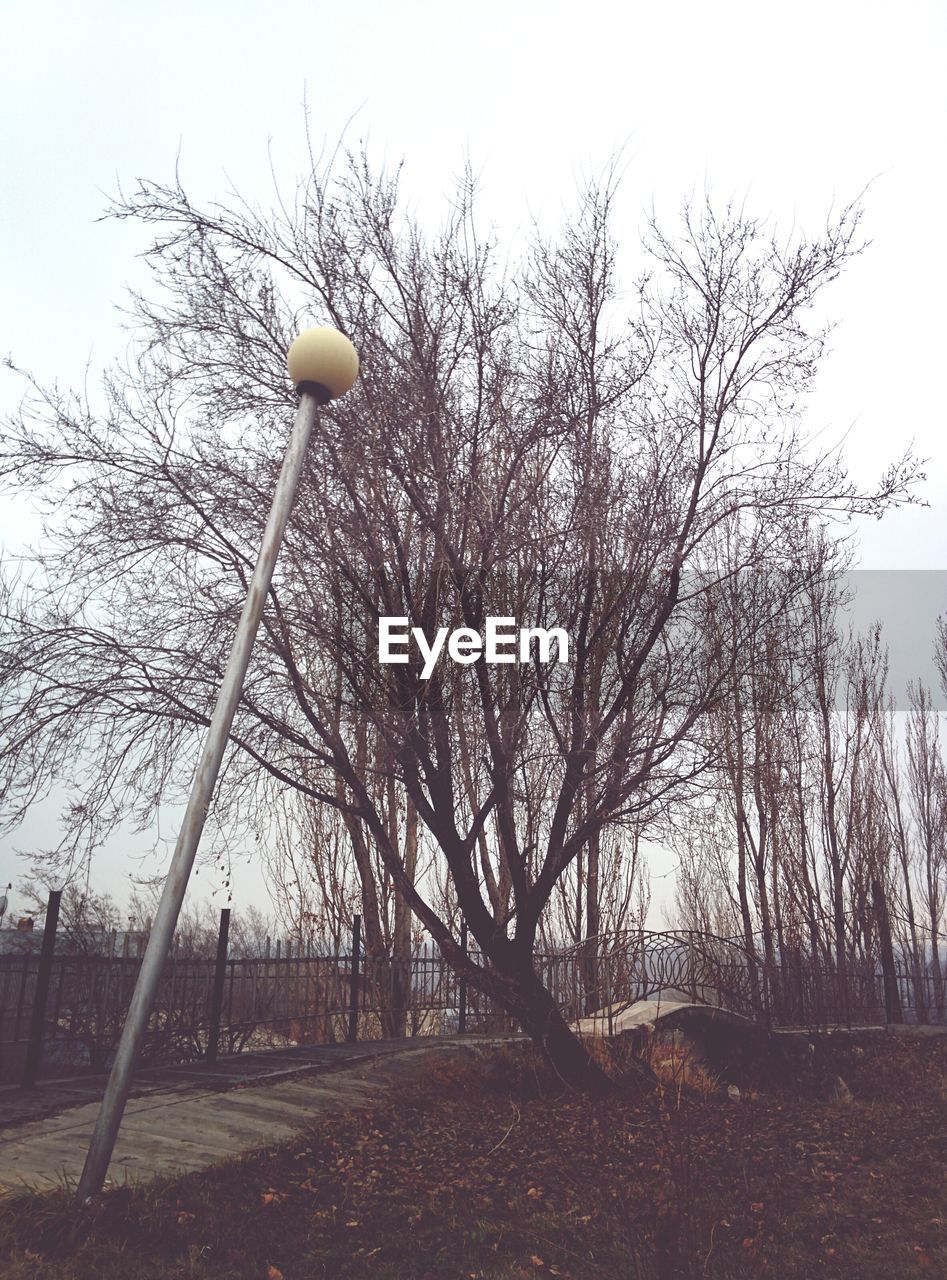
[0,1036,513,1197]
[0,1039,430,1131]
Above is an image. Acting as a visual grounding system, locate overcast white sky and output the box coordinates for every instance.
[1,0,945,924]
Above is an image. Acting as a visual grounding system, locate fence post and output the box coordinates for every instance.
[206,908,231,1063]
[21,889,62,1089]
[347,914,361,1044]
[458,921,468,1035]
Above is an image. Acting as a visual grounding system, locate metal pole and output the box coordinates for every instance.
[76,390,322,1201]
[347,914,361,1044]
[206,908,231,1063]
[21,889,62,1088]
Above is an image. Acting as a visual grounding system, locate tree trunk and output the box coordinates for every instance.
[390,796,418,1037]
[511,965,612,1091]
[898,852,928,1023]
[584,828,601,1014]
[929,910,945,1020]
[445,935,616,1091]
[872,879,903,1025]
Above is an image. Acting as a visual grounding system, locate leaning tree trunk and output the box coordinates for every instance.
[438,926,616,1091]
[510,964,612,1091]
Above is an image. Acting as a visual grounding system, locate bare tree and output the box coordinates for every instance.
[266,791,359,953]
[21,877,121,955]
[0,151,920,1083]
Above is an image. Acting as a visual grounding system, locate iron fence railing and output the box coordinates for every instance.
[545,931,945,1034]
[1,907,943,1087]
[0,925,517,1086]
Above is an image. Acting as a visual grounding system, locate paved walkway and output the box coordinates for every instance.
[0,1036,515,1197]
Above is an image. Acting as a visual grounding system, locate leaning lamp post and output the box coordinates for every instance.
[76,327,358,1202]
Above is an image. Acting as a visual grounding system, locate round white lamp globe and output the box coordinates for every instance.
[286,327,359,400]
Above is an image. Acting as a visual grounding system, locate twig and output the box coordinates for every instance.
[702,1219,720,1277]
[486,1101,520,1156]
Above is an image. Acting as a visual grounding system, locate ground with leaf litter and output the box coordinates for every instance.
[1,1033,945,1279]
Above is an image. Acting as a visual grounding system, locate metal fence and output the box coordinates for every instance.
[1,901,943,1088]
[539,930,945,1034]
[0,905,517,1087]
